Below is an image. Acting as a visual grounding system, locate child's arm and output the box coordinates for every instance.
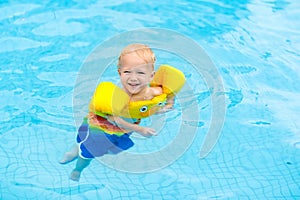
[165,94,175,109]
[107,116,157,137]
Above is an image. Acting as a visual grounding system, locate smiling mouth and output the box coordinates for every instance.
[128,83,140,87]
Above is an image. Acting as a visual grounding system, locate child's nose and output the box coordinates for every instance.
[129,73,138,80]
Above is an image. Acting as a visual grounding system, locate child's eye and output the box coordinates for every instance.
[137,71,145,75]
[123,71,130,74]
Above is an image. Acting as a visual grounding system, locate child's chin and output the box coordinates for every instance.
[130,88,143,96]
[129,90,140,95]
[126,86,144,96]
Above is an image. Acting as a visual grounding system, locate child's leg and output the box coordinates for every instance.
[59,144,78,164]
[70,157,92,181]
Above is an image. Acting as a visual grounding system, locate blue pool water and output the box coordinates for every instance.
[1,0,300,199]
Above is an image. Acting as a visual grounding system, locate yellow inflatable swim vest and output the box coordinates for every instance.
[89,64,185,119]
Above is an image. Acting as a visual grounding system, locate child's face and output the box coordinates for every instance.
[118,52,154,96]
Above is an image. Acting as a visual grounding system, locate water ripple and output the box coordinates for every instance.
[0,37,49,53]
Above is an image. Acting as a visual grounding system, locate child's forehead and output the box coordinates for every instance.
[120,63,153,71]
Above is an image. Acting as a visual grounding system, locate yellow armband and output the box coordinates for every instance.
[89,82,129,117]
[150,64,186,95]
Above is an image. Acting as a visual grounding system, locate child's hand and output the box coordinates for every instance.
[156,104,173,114]
[108,116,157,138]
[138,127,157,137]
[156,95,175,114]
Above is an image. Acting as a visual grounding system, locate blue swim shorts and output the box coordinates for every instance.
[76,123,134,159]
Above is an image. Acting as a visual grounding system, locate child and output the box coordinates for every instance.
[60,44,177,181]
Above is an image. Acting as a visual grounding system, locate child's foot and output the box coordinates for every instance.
[70,170,81,181]
[59,152,77,164]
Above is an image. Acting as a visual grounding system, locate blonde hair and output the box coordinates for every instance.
[118,44,156,69]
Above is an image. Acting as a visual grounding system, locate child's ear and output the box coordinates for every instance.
[150,71,155,80]
[118,68,121,75]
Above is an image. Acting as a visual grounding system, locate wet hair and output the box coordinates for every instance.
[117,44,156,69]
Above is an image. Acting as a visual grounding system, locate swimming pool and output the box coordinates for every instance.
[0,0,299,199]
